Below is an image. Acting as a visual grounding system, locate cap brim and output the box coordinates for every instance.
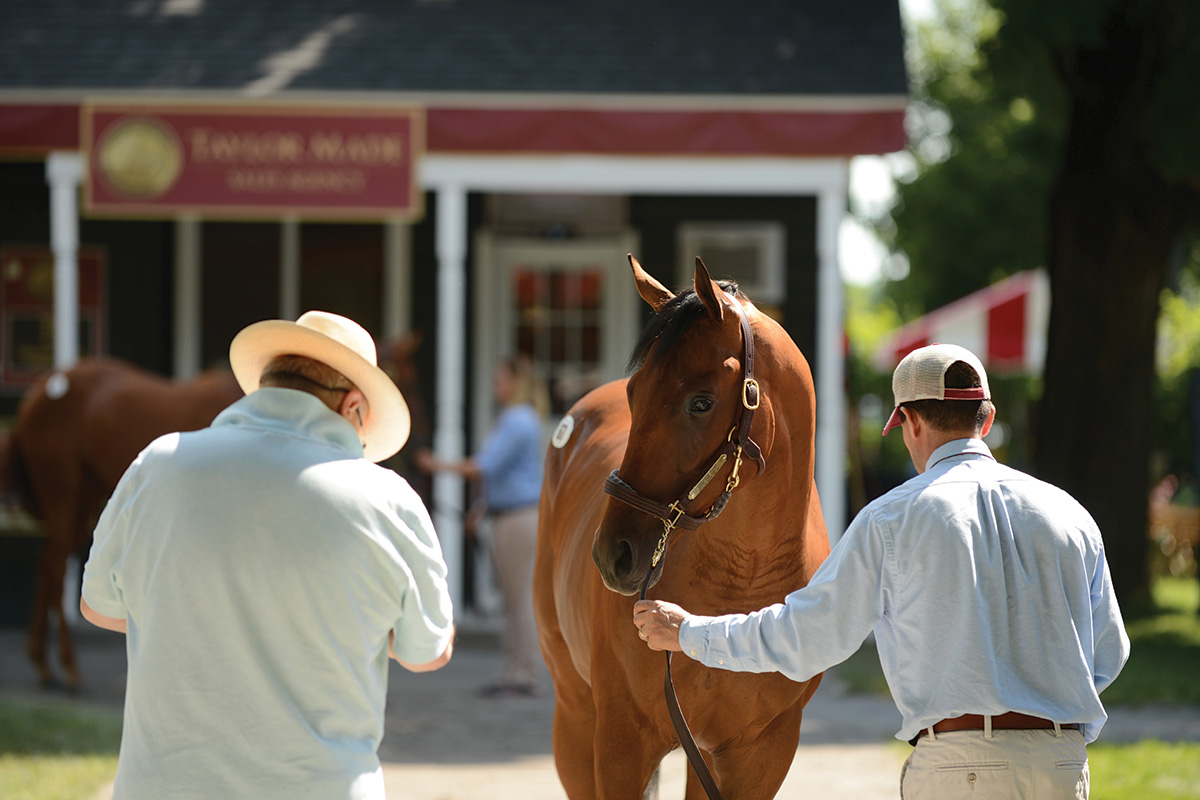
[882,407,903,437]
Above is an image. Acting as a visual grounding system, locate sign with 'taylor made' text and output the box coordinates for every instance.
[82,102,424,221]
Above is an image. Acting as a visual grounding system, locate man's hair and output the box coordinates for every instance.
[260,354,355,396]
[903,360,993,434]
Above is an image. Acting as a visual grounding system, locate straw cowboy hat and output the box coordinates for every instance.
[229,310,410,462]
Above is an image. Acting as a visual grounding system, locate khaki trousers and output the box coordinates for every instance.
[901,728,1089,799]
[490,506,542,687]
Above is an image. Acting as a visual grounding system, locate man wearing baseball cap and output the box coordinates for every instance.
[633,342,1129,798]
[81,311,455,800]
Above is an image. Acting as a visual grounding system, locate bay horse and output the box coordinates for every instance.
[534,256,830,799]
[8,332,428,689]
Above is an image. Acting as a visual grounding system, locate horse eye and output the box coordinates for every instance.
[689,396,714,415]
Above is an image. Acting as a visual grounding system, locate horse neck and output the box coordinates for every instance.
[680,339,823,605]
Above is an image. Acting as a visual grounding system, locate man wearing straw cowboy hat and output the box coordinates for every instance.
[634,343,1129,799]
[80,310,455,800]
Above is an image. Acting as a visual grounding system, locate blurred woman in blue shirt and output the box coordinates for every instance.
[421,356,547,696]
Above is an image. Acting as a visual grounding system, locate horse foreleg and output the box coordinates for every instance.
[593,709,671,800]
[705,703,806,800]
[681,750,718,800]
[553,698,599,800]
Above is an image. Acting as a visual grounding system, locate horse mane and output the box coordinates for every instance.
[626,279,743,374]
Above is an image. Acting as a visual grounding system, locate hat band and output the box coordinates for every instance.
[942,387,988,400]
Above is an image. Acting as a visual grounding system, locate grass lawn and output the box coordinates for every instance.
[0,697,121,800]
[1102,576,1200,706]
[837,575,1200,800]
[1089,740,1200,800]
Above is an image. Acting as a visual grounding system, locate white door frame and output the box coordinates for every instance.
[471,231,640,446]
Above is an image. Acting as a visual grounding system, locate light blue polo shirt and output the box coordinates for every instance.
[82,389,454,799]
[679,438,1130,744]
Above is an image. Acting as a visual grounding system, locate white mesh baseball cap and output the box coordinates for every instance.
[882,343,990,436]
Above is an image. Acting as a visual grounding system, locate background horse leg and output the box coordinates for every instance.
[24,462,83,690]
[54,478,104,689]
[27,531,67,688]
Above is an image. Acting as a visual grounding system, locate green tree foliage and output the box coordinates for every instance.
[876,0,1061,316]
[873,0,1200,601]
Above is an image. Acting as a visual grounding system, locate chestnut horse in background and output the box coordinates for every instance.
[534,257,829,799]
[5,332,427,689]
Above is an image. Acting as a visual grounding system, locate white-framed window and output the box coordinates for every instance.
[474,231,640,431]
[677,221,786,303]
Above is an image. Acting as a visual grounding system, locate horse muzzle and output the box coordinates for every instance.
[591,522,665,596]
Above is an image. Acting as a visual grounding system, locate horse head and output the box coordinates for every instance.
[592,255,775,596]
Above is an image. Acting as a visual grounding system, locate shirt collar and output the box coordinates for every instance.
[923,437,994,473]
[212,387,364,458]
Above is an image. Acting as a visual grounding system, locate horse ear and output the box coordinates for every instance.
[629,254,675,312]
[694,257,734,323]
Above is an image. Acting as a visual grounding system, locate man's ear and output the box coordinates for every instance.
[339,389,368,431]
[980,404,996,438]
[903,406,923,437]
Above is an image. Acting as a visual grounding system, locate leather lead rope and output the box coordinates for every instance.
[641,571,726,800]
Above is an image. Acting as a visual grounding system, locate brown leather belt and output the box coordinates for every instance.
[917,712,1080,740]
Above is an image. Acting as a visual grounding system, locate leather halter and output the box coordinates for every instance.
[603,299,765,566]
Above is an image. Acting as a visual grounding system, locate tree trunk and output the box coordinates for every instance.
[1036,184,1171,603]
[1034,2,1187,604]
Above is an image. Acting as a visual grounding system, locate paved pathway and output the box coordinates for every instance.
[2,624,1197,799]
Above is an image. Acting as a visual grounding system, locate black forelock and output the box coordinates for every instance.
[626,279,742,374]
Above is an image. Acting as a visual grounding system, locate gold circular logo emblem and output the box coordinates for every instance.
[96,116,183,199]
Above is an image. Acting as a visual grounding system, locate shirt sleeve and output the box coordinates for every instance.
[389,489,456,665]
[1089,541,1130,695]
[81,458,143,621]
[678,507,890,682]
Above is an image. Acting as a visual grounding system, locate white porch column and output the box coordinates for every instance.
[46,152,84,370]
[815,179,848,545]
[173,215,202,378]
[280,216,301,320]
[46,152,84,627]
[433,185,467,610]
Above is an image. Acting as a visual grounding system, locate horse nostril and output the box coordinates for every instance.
[613,539,634,578]
[592,529,637,585]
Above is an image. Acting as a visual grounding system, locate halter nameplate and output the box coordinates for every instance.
[687,453,727,501]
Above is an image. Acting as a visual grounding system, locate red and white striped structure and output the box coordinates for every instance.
[875,270,1050,375]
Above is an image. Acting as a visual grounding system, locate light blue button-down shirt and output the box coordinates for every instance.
[679,438,1130,743]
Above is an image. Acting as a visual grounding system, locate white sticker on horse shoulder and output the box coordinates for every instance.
[551,414,575,449]
[45,372,69,399]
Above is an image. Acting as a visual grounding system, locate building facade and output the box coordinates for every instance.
[0,0,908,615]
